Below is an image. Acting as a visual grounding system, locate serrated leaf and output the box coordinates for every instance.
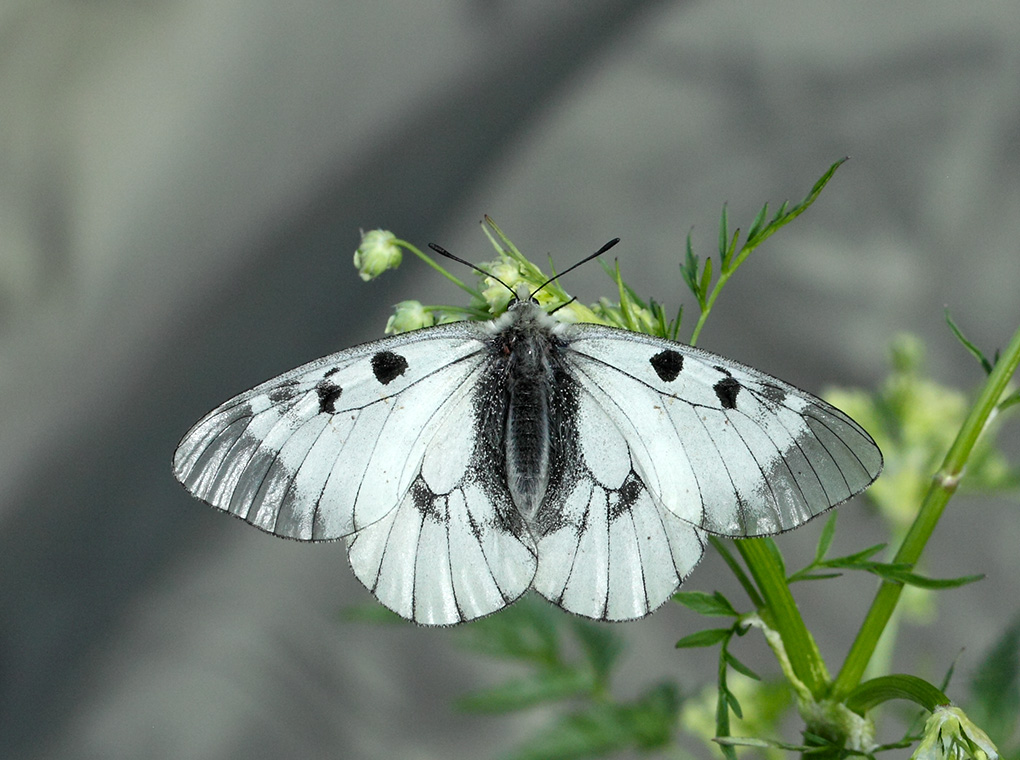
[676,628,732,649]
[500,704,629,760]
[627,683,682,749]
[455,668,594,714]
[674,590,739,617]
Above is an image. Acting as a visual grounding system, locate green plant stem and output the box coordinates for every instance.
[736,538,830,697]
[831,319,1020,701]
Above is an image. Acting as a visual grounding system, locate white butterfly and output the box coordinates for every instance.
[174,271,882,625]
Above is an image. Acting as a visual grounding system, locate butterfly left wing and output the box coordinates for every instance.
[344,366,538,624]
[173,323,538,625]
[559,325,883,538]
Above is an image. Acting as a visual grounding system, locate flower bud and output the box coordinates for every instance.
[354,230,402,281]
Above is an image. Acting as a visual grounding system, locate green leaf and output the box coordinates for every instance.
[845,674,951,713]
[826,543,888,566]
[723,686,744,719]
[946,308,994,374]
[716,736,830,753]
[815,512,838,562]
[724,650,762,681]
[698,256,714,304]
[500,704,629,760]
[681,231,701,304]
[746,201,769,243]
[675,627,732,649]
[673,590,739,617]
[788,571,845,583]
[867,564,985,589]
[718,203,729,260]
[455,668,594,714]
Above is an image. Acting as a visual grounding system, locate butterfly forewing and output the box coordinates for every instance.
[561,326,882,537]
[173,324,493,540]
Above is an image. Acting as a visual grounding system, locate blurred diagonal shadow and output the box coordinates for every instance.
[0,1,676,755]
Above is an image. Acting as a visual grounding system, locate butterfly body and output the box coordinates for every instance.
[175,297,881,625]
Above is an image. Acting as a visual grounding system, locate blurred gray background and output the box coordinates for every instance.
[2,2,1018,758]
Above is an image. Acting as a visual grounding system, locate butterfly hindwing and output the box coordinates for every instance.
[532,384,707,621]
[344,381,539,624]
[560,325,883,537]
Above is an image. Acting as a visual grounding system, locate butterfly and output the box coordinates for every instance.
[173,243,882,625]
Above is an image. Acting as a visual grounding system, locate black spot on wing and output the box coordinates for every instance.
[608,471,644,521]
[410,478,447,524]
[372,350,408,385]
[649,350,684,382]
[714,376,741,410]
[316,380,342,414]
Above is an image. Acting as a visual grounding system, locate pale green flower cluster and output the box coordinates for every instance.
[354,223,682,340]
[912,706,999,760]
[825,334,1012,531]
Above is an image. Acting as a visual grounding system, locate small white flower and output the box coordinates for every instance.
[385,300,434,334]
[354,230,402,281]
[912,706,999,760]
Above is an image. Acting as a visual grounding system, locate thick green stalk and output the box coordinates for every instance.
[831,320,1020,700]
[736,538,830,696]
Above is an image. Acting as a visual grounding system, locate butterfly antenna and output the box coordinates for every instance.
[531,238,621,298]
[548,296,578,316]
[428,242,516,298]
